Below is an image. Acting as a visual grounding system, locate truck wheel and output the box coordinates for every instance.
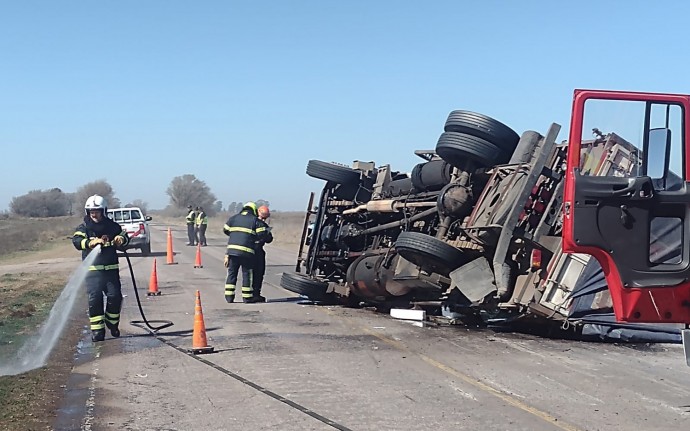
[280,272,330,302]
[436,132,508,168]
[443,110,520,153]
[306,160,361,185]
[395,232,468,276]
[141,242,151,256]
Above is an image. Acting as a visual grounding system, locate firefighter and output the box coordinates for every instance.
[222,202,268,303]
[185,205,197,246]
[252,205,273,302]
[72,195,129,342]
[196,206,208,246]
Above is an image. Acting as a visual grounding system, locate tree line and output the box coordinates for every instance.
[8,175,270,218]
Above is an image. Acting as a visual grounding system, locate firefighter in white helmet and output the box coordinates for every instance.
[72,195,129,342]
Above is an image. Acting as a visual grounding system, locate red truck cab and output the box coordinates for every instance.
[562,89,690,364]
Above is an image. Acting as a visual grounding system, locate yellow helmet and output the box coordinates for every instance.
[243,201,257,215]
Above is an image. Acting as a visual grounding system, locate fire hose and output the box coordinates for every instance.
[122,250,174,332]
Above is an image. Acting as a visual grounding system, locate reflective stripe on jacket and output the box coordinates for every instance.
[72,216,128,270]
[186,210,196,225]
[196,211,208,226]
[223,210,262,257]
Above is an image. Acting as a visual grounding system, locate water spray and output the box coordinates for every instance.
[0,244,173,376]
[0,245,103,376]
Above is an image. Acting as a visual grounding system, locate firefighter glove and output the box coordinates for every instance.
[113,236,125,246]
[224,255,229,268]
[88,237,104,248]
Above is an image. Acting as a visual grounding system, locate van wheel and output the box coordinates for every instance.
[395,232,468,277]
[141,243,151,256]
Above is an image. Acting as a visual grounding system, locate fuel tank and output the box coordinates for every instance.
[346,254,413,299]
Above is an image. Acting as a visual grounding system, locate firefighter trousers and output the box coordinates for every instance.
[85,270,122,332]
[187,223,196,245]
[225,255,253,301]
[252,248,266,297]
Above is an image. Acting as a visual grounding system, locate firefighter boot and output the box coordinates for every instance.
[243,296,260,304]
[253,295,266,303]
[225,295,235,303]
[106,321,120,338]
[91,329,105,342]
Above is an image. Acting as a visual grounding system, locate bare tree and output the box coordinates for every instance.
[74,180,121,210]
[126,199,149,214]
[227,201,239,213]
[166,174,217,215]
[10,188,71,217]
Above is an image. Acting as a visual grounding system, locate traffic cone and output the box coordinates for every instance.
[189,290,214,354]
[194,244,203,268]
[147,258,161,296]
[166,227,178,265]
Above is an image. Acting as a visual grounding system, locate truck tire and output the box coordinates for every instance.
[141,242,151,256]
[444,110,520,153]
[436,132,508,168]
[306,160,360,185]
[280,272,330,302]
[394,232,468,276]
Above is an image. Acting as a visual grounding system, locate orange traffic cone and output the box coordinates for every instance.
[194,244,203,268]
[189,290,214,354]
[166,227,178,265]
[147,258,161,296]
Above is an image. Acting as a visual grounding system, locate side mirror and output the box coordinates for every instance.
[145,216,153,221]
[646,127,671,179]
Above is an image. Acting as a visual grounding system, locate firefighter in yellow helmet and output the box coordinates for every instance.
[222,202,269,303]
[72,195,129,342]
[252,205,273,302]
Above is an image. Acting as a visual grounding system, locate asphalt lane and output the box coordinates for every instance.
[54,224,690,431]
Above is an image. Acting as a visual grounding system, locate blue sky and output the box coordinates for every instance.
[1,1,686,211]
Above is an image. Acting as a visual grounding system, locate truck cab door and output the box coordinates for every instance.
[563,89,690,325]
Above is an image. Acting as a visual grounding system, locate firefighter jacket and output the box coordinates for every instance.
[186,209,196,225]
[223,209,268,257]
[72,216,129,272]
[196,210,208,227]
[255,218,273,251]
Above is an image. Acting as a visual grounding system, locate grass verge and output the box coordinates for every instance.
[0,271,76,431]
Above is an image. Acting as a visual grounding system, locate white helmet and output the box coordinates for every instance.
[84,194,108,215]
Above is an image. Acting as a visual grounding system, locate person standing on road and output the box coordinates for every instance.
[196,206,208,246]
[72,195,130,342]
[222,202,268,303]
[186,205,197,246]
[252,205,273,302]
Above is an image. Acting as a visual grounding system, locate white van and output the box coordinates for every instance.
[106,207,152,255]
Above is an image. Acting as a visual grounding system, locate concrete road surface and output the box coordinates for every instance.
[53,224,690,431]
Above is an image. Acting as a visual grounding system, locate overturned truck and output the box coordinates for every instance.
[281,110,682,342]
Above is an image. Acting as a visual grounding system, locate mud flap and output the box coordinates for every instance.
[682,329,690,367]
[449,257,496,303]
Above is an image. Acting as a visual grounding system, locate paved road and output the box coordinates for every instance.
[54,224,690,431]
